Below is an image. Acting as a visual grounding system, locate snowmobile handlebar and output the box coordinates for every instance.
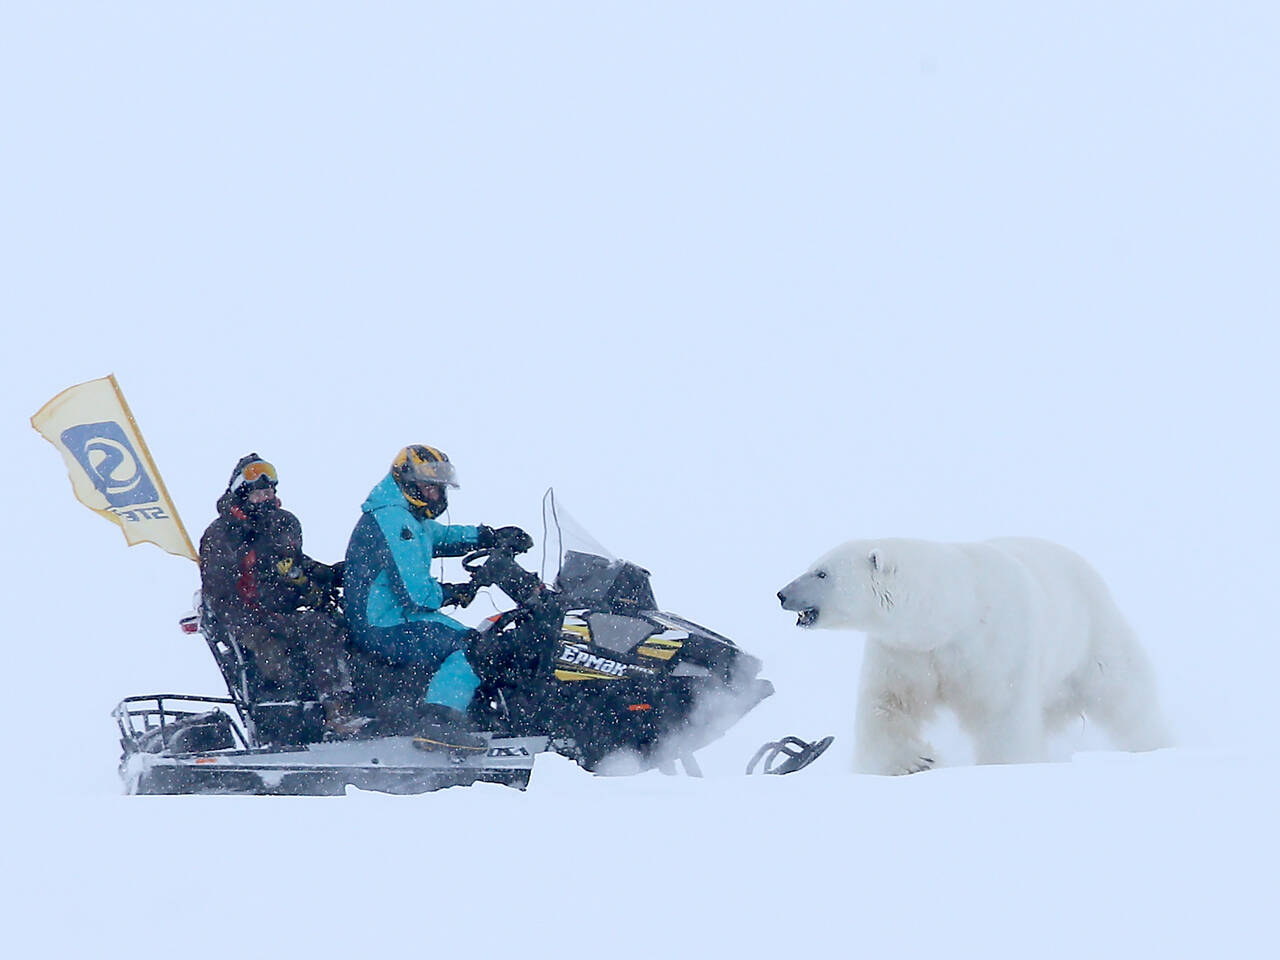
[461,548,545,606]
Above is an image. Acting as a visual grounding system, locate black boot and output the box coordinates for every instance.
[321,696,372,739]
[411,703,486,752]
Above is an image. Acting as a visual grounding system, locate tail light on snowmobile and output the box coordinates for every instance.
[178,591,203,635]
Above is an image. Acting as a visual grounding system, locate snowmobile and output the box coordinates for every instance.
[114,498,830,795]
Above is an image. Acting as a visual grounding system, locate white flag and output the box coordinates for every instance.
[31,374,198,561]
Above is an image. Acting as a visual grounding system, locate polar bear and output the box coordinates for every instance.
[777,538,1170,775]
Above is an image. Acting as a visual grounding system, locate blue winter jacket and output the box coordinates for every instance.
[344,473,482,641]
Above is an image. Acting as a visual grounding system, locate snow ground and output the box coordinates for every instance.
[6,750,1275,959]
[4,3,1278,958]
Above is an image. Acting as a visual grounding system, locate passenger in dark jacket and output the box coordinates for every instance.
[199,454,362,736]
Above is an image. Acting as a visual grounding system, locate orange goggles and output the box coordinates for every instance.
[231,460,278,491]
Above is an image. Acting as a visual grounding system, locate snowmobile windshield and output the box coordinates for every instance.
[540,489,655,612]
[540,489,614,582]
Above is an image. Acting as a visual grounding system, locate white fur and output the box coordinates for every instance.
[778,538,1170,775]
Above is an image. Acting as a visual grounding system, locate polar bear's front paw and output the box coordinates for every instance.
[897,754,935,775]
[857,739,937,776]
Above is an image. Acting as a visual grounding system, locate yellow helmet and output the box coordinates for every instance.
[391,444,458,518]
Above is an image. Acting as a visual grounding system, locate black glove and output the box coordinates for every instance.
[439,581,478,608]
[476,525,533,554]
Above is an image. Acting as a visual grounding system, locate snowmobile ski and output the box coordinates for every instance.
[746,735,835,775]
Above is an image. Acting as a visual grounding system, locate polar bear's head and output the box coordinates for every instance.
[778,539,971,645]
[777,540,901,632]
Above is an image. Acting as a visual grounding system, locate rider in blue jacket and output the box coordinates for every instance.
[344,444,531,746]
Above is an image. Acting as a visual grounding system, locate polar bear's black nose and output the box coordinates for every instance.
[777,589,788,605]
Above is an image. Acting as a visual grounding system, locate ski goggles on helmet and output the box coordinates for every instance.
[230,459,278,492]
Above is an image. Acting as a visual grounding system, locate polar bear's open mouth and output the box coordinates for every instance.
[796,607,819,627]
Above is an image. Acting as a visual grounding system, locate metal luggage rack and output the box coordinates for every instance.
[113,694,251,752]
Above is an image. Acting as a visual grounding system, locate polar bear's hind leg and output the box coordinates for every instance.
[1084,617,1172,752]
[967,681,1049,765]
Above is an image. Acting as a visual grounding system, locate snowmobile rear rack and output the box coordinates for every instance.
[114,694,250,754]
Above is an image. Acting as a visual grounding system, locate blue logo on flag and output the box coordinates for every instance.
[60,421,160,508]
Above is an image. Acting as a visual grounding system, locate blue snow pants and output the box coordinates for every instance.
[352,619,480,712]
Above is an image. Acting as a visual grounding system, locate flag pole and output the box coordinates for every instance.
[107,374,198,561]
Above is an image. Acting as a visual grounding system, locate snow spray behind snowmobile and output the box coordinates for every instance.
[113,493,830,794]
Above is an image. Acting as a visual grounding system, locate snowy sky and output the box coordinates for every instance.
[2,4,1277,954]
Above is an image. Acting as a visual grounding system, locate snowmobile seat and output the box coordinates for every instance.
[198,606,327,746]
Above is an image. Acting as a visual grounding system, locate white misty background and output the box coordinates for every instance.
[1,3,1276,958]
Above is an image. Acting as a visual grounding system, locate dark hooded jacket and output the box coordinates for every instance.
[198,456,335,629]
